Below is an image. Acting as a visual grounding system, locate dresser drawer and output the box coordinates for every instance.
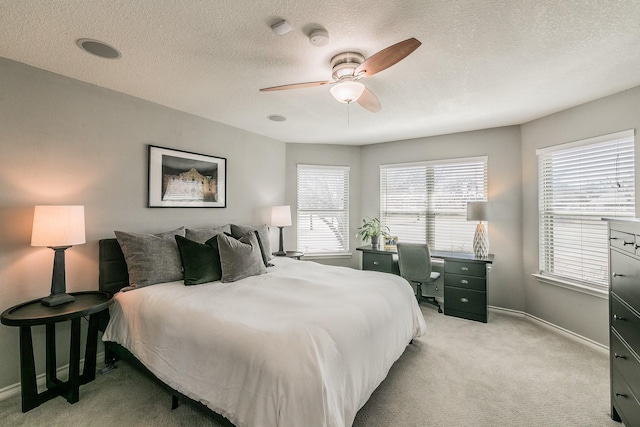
[445,273,485,291]
[362,252,397,274]
[611,295,640,354]
[611,229,636,254]
[612,365,640,426]
[444,261,486,277]
[611,250,640,311]
[611,330,640,401]
[444,286,486,316]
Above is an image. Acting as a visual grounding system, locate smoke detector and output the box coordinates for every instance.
[309,29,329,47]
[271,20,293,36]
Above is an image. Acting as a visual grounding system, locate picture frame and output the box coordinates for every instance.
[384,236,399,250]
[148,145,226,208]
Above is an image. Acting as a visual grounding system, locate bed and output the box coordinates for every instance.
[99,234,426,427]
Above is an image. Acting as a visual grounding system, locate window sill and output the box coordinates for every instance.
[532,273,608,300]
[302,252,352,260]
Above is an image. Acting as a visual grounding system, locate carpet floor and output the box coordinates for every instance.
[0,307,620,426]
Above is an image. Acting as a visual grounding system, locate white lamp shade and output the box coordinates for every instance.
[31,205,86,247]
[467,201,488,221]
[330,81,366,104]
[271,205,292,227]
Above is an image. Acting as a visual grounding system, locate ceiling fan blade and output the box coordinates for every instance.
[357,87,381,113]
[259,81,330,92]
[355,38,421,78]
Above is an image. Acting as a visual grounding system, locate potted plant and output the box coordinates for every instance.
[356,217,390,247]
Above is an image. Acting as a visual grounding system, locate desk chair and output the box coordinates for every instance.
[397,242,442,313]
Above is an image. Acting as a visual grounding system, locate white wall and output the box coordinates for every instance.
[520,85,640,346]
[0,58,286,390]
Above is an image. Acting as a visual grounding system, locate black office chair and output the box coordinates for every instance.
[397,242,442,313]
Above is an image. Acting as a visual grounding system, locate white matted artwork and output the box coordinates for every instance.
[148,145,226,208]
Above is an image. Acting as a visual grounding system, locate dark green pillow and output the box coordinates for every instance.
[175,235,222,285]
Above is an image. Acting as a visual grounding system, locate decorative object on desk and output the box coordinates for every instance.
[31,205,86,306]
[384,235,399,250]
[355,217,390,247]
[271,205,292,256]
[467,201,489,258]
[148,145,226,208]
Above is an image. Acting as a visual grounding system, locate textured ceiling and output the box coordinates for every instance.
[2,1,640,145]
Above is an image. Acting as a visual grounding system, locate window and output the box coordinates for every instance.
[380,157,487,252]
[537,130,635,290]
[297,165,350,255]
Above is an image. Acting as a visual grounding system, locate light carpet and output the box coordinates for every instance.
[0,307,619,426]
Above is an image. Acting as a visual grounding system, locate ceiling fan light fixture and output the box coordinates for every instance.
[330,81,365,104]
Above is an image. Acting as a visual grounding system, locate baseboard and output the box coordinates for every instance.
[489,306,608,355]
[0,351,105,402]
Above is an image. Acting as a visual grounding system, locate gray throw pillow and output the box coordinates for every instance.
[115,227,185,288]
[217,231,267,283]
[185,224,231,244]
[231,224,272,264]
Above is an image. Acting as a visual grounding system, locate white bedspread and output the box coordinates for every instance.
[103,257,426,427]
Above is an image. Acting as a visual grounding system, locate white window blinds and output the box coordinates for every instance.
[297,165,350,255]
[380,157,487,252]
[538,130,635,289]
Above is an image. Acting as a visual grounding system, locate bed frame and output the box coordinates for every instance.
[98,238,233,426]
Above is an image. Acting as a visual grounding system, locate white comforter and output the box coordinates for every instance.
[103,257,426,427]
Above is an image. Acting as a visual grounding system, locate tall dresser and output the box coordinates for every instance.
[608,219,640,425]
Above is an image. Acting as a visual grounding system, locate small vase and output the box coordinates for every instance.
[370,235,380,247]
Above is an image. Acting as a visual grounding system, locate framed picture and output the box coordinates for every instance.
[384,236,398,250]
[148,145,226,208]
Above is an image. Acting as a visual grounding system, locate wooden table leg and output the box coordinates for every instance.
[19,326,38,413]
[66,318,81,404]
[81,313,100,383]
[45,323,57,388]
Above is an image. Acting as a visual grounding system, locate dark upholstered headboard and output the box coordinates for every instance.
[99,238,129,296]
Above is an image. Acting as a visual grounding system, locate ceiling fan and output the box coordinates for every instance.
[259,38,421,113]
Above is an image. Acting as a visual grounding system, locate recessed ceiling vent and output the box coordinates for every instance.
[268,115,287,122]
[76,39,121,59]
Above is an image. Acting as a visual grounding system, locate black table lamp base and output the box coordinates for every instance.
[273,226,287,256]
[41,246,75,307]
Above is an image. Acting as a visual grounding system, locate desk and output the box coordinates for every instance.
[1,291,112,412]
[356,245,494,322]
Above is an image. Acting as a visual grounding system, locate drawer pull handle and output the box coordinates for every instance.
[461,267,469,271]
[612,272,625,277]
[636,244,640,250]
[614,353,626,359]
[616,392,627,398]
[624,240,634,246]
[460,297,469,303]
[460,280,469,284]
[373,261,379,266]
[610,237,619,240]
[613,314,626,321]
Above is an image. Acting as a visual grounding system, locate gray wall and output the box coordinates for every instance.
[3,52,639,394]
[520,85,640,346]
[359,127,525,312]
[285,143,362,269]
[0,58,285,390]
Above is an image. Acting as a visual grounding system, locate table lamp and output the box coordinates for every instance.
[271,205,292,256]
[467,201,489,258]
[31,205,86,306]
